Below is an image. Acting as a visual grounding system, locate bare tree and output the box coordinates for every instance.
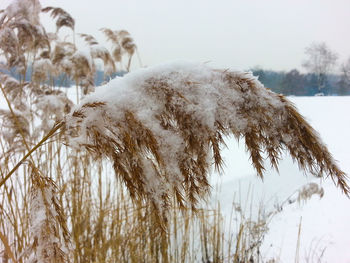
[336,57,350,95]
[302,42,338,94]
[341,57,350,82]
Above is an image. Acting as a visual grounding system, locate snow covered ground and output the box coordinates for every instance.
[210,96,350,262]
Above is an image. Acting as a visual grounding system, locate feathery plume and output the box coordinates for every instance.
[79,33,116,75]
[64,61,349,223]
[100,28,137,69]
[41,7,75,32]
[0,109,30,145]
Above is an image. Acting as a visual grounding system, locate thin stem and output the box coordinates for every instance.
[0,84,33,155]
[0,122,64,188]
[0,230,18,263]
[136,48,143,68]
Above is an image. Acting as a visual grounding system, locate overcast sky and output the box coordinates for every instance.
[2,0,350,72]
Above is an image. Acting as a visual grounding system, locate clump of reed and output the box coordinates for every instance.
[64,63,348,225]
[0,1,141,261]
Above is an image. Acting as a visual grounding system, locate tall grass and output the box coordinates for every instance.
[0,1,233,261]
[0,1,347,262]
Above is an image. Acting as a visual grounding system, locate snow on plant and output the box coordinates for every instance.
[3,0,42,26]
[26,165,70,263]
[64,61,348,223]
[0,0,348,260]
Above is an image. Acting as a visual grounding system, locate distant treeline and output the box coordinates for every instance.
[250,68,350,96]
[3,66,126,88]
[4,66,350,96]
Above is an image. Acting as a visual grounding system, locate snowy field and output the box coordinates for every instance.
[210,96,350,262]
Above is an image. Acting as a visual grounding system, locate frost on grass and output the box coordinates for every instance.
[3,0,41,25]
[26,166,70,263]
[64,61,348,223]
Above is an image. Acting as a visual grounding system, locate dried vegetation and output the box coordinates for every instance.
[65,64,348,224]
[0,0,347,262]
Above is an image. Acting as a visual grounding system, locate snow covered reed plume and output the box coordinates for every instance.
[65,61,348,223]
[27,165,70,263]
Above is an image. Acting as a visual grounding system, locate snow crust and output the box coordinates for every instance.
[70,60,283,138]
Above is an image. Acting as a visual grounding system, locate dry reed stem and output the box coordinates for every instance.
[295,217,302,263]
[0,121,64,188]
[0,231,17,263]
[234,223,244,263]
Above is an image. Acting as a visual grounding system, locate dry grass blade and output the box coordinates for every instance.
[65,62,349,224]
[100,28,119,44]
[42,6,75,32]
[0,121,64,188]
[78,33,98,46]
[0,231,17,263]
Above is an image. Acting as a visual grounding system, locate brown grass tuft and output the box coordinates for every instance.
[64,65,349,225]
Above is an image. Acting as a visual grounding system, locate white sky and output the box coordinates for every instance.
[2,0,350,71]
